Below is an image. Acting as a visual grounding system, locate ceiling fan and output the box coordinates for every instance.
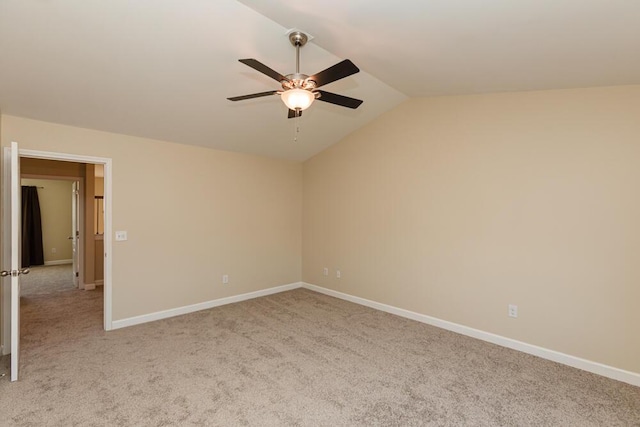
[227,31,363,119]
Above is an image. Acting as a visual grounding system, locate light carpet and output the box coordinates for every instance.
[0,281,638,426]
[20,264,75,296]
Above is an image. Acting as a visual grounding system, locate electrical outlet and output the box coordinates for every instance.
[336,270,341,279]
[222,274,229,284]
[323,267,328,276]
[508,304,518,318]
[51,247,57,254]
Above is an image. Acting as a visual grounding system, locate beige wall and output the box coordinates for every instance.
[3,84,638,377]
[303,85,640,374]
[95,175,104,234]
[94,173,105,281]
[95,176,104,197]
[21,178,73,263]
[84,164,95,286]
[1,115,302,321]
[21,157,86,177]
[95,237,104,282]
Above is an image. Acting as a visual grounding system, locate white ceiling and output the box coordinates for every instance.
[1,1,639,161]
[241,0,640,97]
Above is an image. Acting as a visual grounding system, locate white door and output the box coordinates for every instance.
[1,141,30,381]
[71,181,80,288]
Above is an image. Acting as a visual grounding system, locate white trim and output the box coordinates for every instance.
[84,283,96,291]
[103,159,112,330]
[95,279,104,286]
[18,149,113,331]
[301,283,640,388]
[44,259,72,266]
[112,282,302,330]
[19,150,104,164]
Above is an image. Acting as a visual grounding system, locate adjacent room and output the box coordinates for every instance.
[0,1,638,425]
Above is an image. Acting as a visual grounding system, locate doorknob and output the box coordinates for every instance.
[68,236,74,240]
[0,269,29,277]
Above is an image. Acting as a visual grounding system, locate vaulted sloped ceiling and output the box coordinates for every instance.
[1,1,639,161]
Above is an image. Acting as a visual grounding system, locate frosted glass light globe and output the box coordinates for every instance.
[281,88,315,111]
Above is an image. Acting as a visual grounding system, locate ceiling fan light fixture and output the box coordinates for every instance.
[228,31,362,118]
[281,88,315,111]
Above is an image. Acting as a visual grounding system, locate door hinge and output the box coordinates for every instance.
[75,272,79,277]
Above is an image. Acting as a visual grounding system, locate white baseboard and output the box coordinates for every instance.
[44,259,72,266]
[107,280,640,387]
[301,283,640,388]
[84,283,96,291]
[111,282,303,330]
[95,280,104,286]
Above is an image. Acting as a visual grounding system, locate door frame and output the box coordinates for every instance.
[1,146,113,355]
[21,175,85,290]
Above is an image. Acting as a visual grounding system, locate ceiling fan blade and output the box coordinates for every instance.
[227,91,278,101]
[307,60,360,88]
[287,109,302,119]
[315,90,363,109]
[239,59,289,83]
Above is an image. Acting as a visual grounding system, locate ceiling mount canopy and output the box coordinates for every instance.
[227,30,363,119]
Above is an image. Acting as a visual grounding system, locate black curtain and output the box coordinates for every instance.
[21,186,45,268]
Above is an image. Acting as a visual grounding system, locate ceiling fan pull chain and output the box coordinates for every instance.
[293,116,300,143]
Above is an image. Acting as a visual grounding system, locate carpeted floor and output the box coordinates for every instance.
[1,278,638,426]
[20,264,76,296]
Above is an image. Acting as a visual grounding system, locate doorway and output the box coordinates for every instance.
[1,146,113,375]
[18,159,107,296]
[20,177,84,291]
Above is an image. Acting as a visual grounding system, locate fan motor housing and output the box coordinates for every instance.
[283,74,316,90]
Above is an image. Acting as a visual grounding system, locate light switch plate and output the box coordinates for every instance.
[115,231,128,241]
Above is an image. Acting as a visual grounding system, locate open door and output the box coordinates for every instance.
[1,141,30,381]
[71,181,80,288]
